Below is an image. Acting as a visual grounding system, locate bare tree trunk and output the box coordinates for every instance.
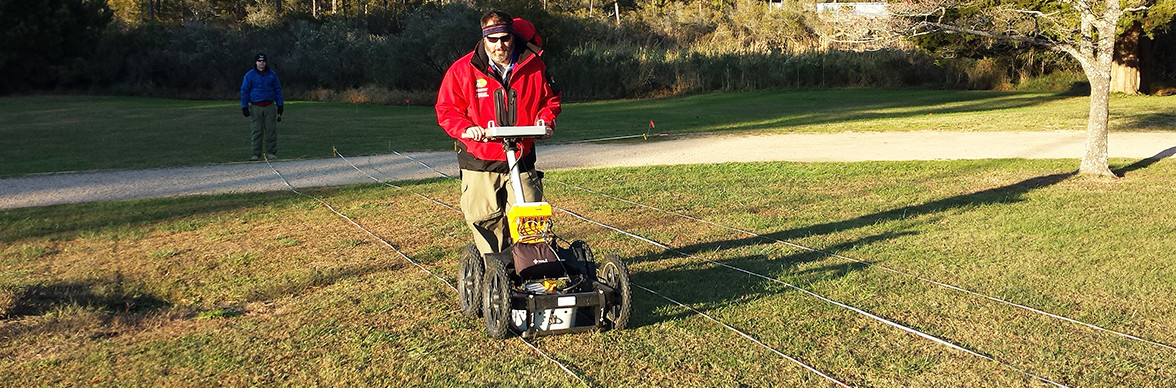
[886,0,1139,175]
[1110,62,1140,94]
[1081,70,1114,176]
[1076,0,1118,177]
[1111,22,1143,94]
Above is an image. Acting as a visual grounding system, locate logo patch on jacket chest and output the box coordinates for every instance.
[475,78,489,98]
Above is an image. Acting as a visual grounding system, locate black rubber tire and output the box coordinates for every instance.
[482,256,512,339]
[600,254,632,330]
[457,244,483,317]
[570,240,596,279]
[570,240,594,262]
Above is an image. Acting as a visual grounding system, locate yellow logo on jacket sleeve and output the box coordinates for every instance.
[476,79,487,88]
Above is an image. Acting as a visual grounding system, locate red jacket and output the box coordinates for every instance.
[436,38,561,172]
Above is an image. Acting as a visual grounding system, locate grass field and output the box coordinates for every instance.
[2,90,1175,386]
[2,157,1175,386]
[2,89,1173,177]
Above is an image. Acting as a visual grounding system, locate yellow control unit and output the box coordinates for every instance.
[507,202,553,244]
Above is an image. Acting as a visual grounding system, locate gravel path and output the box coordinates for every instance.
[2,130,1174,210]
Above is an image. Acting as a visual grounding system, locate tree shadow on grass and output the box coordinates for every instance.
[653,170,1076,264]
[1114,146,1176,177]
[0,259,401,344]
[0,191,299,243]
[620,153,1173,357]
[1116,112,1176,131]
[628,230,914,326]
[623,169,1079,328]
[2,274,170,319]
[563,90,1077,140]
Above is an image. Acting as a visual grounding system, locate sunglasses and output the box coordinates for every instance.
[484,35,510,43]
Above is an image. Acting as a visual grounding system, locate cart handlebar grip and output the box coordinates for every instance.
[460,120,547,140]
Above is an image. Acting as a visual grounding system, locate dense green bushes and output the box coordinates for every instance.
[0,0,111,92]
[552,46,967,100]
[0,0,1103,101]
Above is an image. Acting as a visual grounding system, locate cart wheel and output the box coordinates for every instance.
[570,240,596,279]
[599,254,632,330]
[482,256,512,339]
[457,244,483,317]
[570,240,594,262]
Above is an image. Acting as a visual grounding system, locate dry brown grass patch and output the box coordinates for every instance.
[0,287,15,318]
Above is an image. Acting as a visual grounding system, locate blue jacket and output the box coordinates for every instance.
[240,68,284,108]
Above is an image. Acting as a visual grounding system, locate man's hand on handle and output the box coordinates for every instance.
[461,126,487,142]
[541,123,554,140]
[461,124,552,141]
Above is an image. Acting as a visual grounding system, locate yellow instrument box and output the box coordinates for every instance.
[507,202,552,244]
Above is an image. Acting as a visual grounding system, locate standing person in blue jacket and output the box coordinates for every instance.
[240,53,284,161]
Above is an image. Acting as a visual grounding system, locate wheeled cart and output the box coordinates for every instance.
[456,124,632,339]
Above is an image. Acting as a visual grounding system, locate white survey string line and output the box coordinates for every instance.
[264,155,455,290]
[393,150,453,178]
[340,150,847,386]
[337,150,845,386]
[563,133,672,144]
[637,285,850,388]
[264,156,588,387]
[381,151,1072,385]
[516,338,591,388]
[336,152,459,212]
[555,207,1067,388]
[560,129,764,145]
[546,178,1176,353]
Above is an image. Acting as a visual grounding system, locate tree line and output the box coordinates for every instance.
[3,0,1174,102]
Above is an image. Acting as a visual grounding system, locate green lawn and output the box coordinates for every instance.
[2,157,1174,386]
[1,90,1174,385]
[2,90,1173,177]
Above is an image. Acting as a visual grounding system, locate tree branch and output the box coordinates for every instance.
[919,21,1054,48]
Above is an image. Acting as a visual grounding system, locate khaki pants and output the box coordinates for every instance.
[249,104,278,156]
[461,169,544,255]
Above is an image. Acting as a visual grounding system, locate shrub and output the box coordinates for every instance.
[1016,71,1088,93]
[0,0,112,92]
[11,0,1106,101]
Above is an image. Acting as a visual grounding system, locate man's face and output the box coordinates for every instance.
[482,29,513,65]
[255,59,267,71]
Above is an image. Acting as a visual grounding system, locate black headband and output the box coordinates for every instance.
[482,25,513,37]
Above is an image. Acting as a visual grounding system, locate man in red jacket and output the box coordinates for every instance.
[436,11,561,256]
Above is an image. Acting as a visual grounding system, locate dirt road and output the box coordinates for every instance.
[2,130,1174,210]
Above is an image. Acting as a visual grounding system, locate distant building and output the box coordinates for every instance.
[812,2,902,51]
[766,1,889,18]
[815,2,888,18]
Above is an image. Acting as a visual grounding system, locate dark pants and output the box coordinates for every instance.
[249,104,278,156]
